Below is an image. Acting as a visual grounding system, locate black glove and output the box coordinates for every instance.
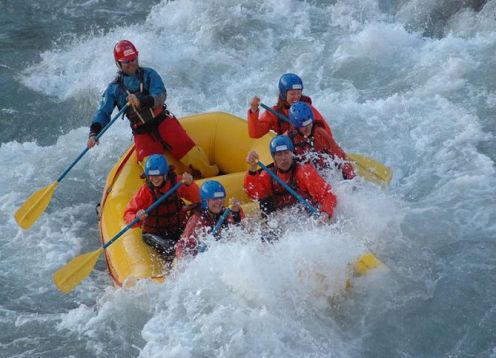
[89,122,102,137]
[231,210,241,224]
[136,94,155,108]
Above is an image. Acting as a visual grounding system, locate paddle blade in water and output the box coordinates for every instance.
[53,248,103,294]
[354,252,382,276]
[15,182,59,230]
[347,153,393,185]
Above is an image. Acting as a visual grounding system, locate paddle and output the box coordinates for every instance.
[257,161,318,216]
[259,103,392,185]
[198,207,232,253]
[15,104,129,230]
[53,180,183,294]
[212,208,232,236]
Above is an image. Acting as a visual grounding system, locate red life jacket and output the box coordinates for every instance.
[260,162,312,215]
[142,171,187,236]
[288,125,330,169]
[191,206,240,239]
[177,207,239,258]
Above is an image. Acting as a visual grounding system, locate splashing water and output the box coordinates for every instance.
[1,0,495,357]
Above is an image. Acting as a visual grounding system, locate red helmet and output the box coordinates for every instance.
[113,40,139,62]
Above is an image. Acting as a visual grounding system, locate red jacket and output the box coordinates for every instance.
[123,174,200,234]
[288,126,356,179]
[244,162,337,217]
[247,96,333,138]
[175,207,244,259]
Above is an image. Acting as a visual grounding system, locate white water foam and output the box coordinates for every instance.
[3,0,496,356]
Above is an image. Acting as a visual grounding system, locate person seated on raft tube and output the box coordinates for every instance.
[86,39,218,178]
[247,73,333,139]
[123,154,200,265]
[244,135,337,225]
[175,180,244,260]
[287,101,355,179]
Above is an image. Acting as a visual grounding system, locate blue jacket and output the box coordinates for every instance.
[91,67,166,128]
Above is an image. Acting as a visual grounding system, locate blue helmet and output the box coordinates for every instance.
[269,135,294,156]
[289,102,314,128]
[145,154,168,177]
[278,73,303,101]
[200,180,226,209]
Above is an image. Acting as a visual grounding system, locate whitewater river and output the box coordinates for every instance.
[1,0,495,357]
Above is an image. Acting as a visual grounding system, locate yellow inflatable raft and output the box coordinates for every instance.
[98,112,381,287]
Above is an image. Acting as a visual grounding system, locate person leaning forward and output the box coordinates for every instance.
[87,40,218,178]
[244,135,337,225]
[287,101,355,179]
[175,180,244,260]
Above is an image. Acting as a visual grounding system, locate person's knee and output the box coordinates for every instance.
[180,145,219,178]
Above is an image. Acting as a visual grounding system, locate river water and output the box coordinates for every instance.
[1,0,495,357]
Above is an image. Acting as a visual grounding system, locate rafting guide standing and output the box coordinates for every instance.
[87,40,218,178]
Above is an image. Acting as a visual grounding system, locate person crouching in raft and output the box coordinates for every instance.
[244,135,337,224]
[247,73,333,138]
[175,180,243,259]
[124,154,200,265]
[287,101,355,179]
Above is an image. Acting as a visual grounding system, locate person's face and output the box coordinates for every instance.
[148,175,164,187]
[298,123,313,137]
[119,57,139,75]
[285,89,302,104]
[273,150,293,171]
[207,197,225,214]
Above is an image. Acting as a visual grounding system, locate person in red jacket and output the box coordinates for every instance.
[244,135,337,225]
[287,102,355,179]
[247,73,334,139]
[124,154,200,264]
[175,180,244,260]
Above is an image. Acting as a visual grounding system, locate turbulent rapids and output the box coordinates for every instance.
[1,0,495,357]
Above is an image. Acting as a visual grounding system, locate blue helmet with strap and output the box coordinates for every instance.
[145,154,168,177]
[289,101,314,128]
[278,73,303,101]
[200,180,226,209]
[269,135,294,156]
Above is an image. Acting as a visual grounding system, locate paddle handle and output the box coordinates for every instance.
[257,161,318,215]
[212,208,231,236]
[260,103,291,124]
[56,104,129,183]
[102,181,183,250]
[197,207,232,253]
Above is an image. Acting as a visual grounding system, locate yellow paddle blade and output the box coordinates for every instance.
[347,153,393,185]
[354,252,382,276]
[345,253,383,290]
[15,182,59,230]
[53,248,104,294]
